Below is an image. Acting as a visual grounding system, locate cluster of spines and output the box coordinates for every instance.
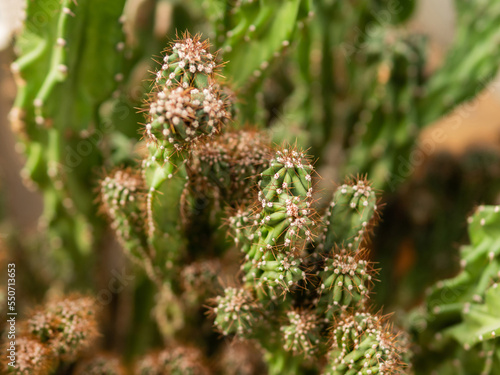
[27,295,99,362]
[144,33,232,152]
[155,34,219,88]
[181,259,221,302]
[323,312,407,375]
[0,295,99,374]
[0,336,57,375]
[135,345,210,375]
[146,85,231,150]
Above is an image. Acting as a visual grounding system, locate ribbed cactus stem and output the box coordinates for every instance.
[11,0,127,284]
[228,207,258,248]
[319,178,378,254]
[413,205,500,371]
[240,147,316,296]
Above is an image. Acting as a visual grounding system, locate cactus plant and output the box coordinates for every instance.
[4,1,500,374]
[211,150,407,374]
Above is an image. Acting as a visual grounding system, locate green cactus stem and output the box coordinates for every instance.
[412,205,500,373]
[239,147,316,297]
[319,178,378,254]
[11,0,128,284]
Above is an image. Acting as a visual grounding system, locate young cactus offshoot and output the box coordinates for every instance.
[135,345,210,375]
[281,309,321,358]
[145,33,232,153]
[188,130,271,206]
[240,147,316,296]
[319,178,378,254]
[99,168,149,261]
[211,286,263,338]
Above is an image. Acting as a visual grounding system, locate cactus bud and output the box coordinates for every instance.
[155,33,219,89]
[210,287,262,337]
[281,309,321,358]
[218,341,267,375]
[181,260,221,302]
[136,346,210,375]
[317,249,374,321]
